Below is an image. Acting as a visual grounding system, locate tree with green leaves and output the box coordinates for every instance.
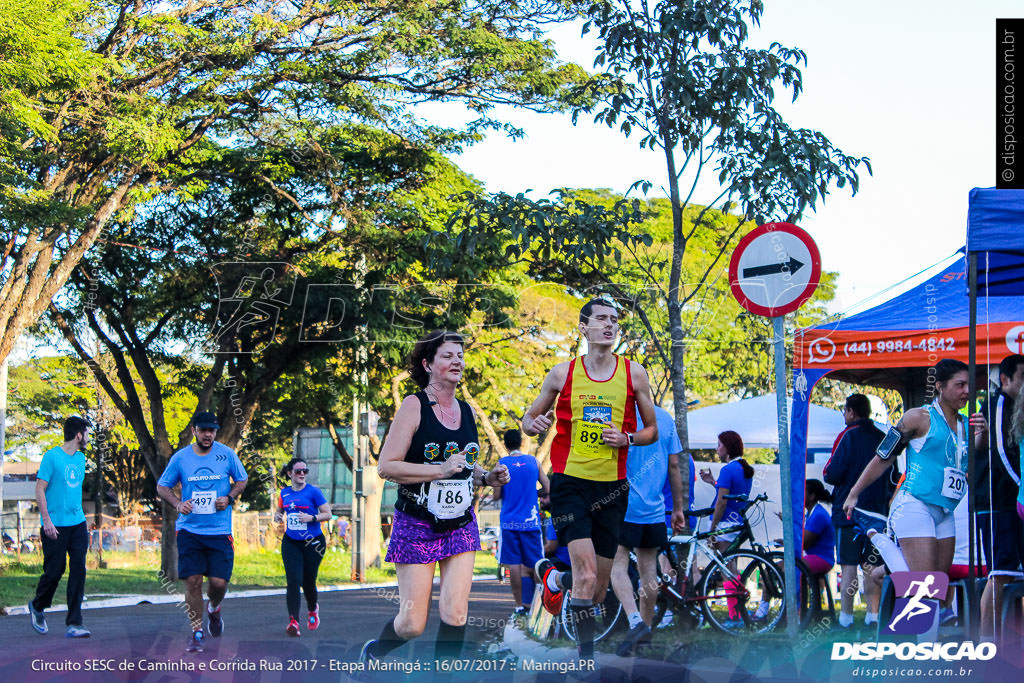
[0,0,592,367]
[450,0,869,450]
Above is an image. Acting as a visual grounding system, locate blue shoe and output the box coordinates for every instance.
[186,630,205,653]
[938,608,957,626]
[65,624,90,638]
[28,601,47,635]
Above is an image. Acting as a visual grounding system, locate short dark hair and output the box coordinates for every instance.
[845,394,871,419]
[63,416,90,442]
[934,358,969,384]
[503,429,522,451]
[999,354,1024,383]
[408,330,465,389]
[579,298,617,325]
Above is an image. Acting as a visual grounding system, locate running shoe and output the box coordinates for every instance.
[65,624,90,638]
[751,600,770,621]
[939,608,957,626]
[512,606,527,617]
[359,639,378,667]
[207,602,223,637]
[287,617,301,637]
[186,630,205,653]
[615,622,652,657]
[533,558,565,615]
[308,605,320,631]
[28,601,47,635]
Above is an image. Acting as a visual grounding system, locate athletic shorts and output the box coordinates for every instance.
[618,521,668,550]
[549,473,628,559]
[835,525,883,567]
[948,563,988,581]
[889,490,955,540]
[802,554,834,575]
[177,529,234,581]
[499,527,544,567]
[976,510,1024,577]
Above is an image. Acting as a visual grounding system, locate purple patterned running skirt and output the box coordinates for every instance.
[385,509,482,564]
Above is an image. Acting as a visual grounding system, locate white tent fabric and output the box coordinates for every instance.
[684,395,849,450]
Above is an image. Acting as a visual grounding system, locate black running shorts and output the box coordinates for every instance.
[549,473,628,559]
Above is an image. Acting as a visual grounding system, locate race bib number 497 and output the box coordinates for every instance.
[192,491,216,515]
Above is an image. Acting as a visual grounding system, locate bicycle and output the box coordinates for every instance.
[650,495,786,635]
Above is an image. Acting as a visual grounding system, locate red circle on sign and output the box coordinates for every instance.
[728,222,821,317]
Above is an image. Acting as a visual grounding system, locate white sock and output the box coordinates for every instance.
[545,570,561,592]
[208,602,220,614]
[628,612,643,629]
[864,611,878,625]
[839,612,854,627]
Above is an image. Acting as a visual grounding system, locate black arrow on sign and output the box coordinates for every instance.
[742,257,804,278]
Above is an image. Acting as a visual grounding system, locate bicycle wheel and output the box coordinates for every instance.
[701,551,785,635]
[559,585,624,643]
[768,551,817,629]
[650,552,704,631]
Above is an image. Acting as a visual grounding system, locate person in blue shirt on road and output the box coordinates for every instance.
[156,411,248,653]
[612,405,688,656]
[27,416,92,638]
[662,452,697,532]
[274,457,332,637]
[492,429,549,615]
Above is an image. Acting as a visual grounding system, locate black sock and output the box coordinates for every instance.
[570,598,594,658]
[434,619,467,660]
[368,618,406,658]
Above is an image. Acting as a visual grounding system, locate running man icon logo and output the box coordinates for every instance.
[885,571,949,634]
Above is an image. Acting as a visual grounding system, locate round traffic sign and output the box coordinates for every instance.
[728,222,821,317]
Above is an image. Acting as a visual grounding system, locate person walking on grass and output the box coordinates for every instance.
[28,416,92,638]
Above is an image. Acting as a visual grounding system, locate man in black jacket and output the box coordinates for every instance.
[823,393,898,629]
[976,354,1024,640]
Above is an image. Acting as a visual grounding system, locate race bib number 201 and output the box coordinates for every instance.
[192,491,216,515]
[941,467,966,501]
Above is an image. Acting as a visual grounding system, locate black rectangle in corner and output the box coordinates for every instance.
[997,19,1024,188]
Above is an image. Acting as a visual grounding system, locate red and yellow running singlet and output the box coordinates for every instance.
[550,355,636,481]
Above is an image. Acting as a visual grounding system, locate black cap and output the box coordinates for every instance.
[193,411,220,430]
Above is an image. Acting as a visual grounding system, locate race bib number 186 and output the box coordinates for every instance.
[426,479,473,519]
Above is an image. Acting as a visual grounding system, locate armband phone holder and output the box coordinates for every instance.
[876,426,905,460]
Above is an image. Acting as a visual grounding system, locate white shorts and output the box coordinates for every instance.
[889,490,955,540]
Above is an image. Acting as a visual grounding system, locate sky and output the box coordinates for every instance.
[435,1,1018,317]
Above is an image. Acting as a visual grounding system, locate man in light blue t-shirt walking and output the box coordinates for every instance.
[157,411,247,653]
[28,416,92,638]
[611,405,687,656]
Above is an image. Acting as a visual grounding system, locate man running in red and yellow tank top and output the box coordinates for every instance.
[525,299,658,660]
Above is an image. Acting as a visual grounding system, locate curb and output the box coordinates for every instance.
[2,575,497,616]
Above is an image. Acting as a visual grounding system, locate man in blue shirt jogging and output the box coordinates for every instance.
[157,411,248,653]
[493,429,549,614]
[28,416,92,638]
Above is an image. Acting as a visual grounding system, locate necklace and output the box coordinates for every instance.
[427,391,457,425]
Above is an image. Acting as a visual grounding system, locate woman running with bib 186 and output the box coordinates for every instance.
[360,330,510,665]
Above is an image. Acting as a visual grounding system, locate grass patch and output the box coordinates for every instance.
[1,545,500,611]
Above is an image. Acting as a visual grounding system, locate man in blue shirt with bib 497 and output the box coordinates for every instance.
[28,416,92,638]
[157,411,248,653]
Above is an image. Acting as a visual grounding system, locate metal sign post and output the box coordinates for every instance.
[729,222,821,640]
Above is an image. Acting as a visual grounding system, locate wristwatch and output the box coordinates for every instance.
[626,432,634,446]
[227,494,236,506]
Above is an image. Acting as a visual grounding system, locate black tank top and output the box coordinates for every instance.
[394,392,479,531]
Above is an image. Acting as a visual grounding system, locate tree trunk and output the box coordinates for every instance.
[160,501,179,579]
[363,465,385,568]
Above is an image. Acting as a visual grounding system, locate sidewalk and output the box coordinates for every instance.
[2,574,499,616]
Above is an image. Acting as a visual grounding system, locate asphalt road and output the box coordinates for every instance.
[0,579,518,683]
